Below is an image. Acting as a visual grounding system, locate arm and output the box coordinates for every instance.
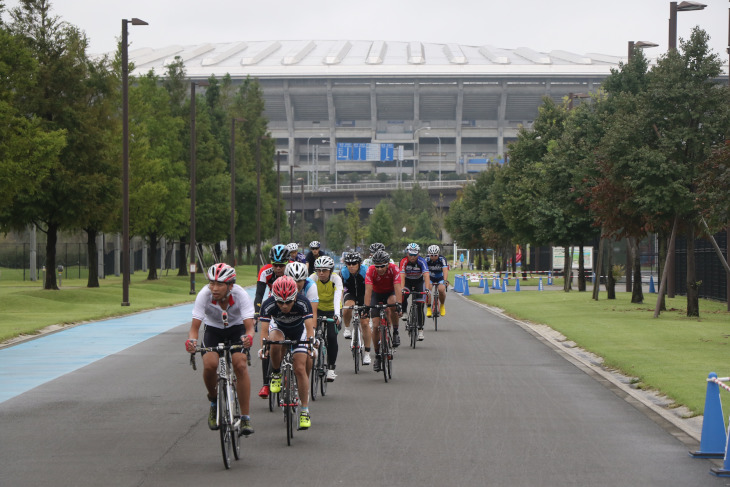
[333,275,343,318]
[186,318,203,351]
[304,316,315,341]
[241,318,255,348]
[254,281,268,314]
[364,282,373,309]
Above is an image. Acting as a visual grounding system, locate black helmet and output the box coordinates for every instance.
[343,252,362,264]
[371,250,390,265]
[369,242,385,254]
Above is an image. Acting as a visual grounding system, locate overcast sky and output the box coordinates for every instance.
[2,0,728,62]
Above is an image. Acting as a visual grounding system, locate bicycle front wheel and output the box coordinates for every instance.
[320,345,328,396]
[409,306,418,349]
[231,381,241,460]
[284,367,294,445]
[311,346,321,401]
[380,326,389,383]
[352,325,360,374]
[218,381,233,469]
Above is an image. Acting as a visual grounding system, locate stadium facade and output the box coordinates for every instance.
[129,40,626,180]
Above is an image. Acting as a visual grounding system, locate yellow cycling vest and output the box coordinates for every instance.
[315,278,336,312]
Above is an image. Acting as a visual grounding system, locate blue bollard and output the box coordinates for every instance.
[483,278,490,294]
[502,277,508,293]
[463,279,471,296]
[538,277,543,291]
[454,275,463,293]
[547,271,553,286]
[515,279,520,292]
[648,276,656,294]
[691,372,727,459]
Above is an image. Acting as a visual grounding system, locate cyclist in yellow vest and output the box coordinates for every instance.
[309,255,343,382]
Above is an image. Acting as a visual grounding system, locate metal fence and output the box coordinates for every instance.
[675,231,728,302]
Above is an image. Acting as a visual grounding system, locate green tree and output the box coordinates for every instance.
[345,199,368,251]
[368,200,395,249]
[325,211,348,252]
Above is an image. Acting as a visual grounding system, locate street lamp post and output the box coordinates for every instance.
[628,41,659,61]
[276,150,288,243]
[669,1,707,50]
[299,178,305,246]
[189,80,209,295]
[413,126,431,181]
[229,117,245,266]
[121,17,148,307]
[426,131,442,183]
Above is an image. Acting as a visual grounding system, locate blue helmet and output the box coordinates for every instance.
[269,244,288,264]
[406,243,420,255]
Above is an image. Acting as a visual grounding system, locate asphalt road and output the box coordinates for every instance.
[0,294,725,486]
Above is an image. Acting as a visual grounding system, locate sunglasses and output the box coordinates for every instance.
[272,263,286,268]
[275,296,297,304]
[374,264,388,268]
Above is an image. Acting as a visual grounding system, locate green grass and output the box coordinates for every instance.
[0,266,259,342]
[467,285,730,416]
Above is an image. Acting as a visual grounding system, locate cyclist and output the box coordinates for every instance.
[362,242,385,267]
[185,263,256,435]
[254,244,288,399]
[285,261,319,378]
[305,240,322,274]
[287,242,307,264]
[426,245,449,317]
[309,255,343,382]
[339,251,372,365]
[399,243,431,341]
[364,249,403,371]
[259,276,315,429]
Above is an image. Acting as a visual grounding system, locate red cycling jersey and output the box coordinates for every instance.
[365,262,400,294]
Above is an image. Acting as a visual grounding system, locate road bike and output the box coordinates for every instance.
[402,289,428,348]
[190,342,248,469]
[342,305,366,373]
[263,338,310,446]
[429,280,448,332]
[311,316,336,400]
[370,303,396,382]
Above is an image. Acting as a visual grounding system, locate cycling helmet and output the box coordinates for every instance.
[207,263,236,283]
[271,275,298,302]
[371,250,390,265]
[314,255,335,270]
[285,262,309,281]
[286,242,299,253]
[406,243,420,255]
[369,242,385,254]
[309,240,321,249]
[269,244,288,264]
[427,245,440,256]
[343,252,362,264]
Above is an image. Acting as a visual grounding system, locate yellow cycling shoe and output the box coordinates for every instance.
[440,304,445,316]
[299,411,311,429]
[426,306,432,318]
[269,374,282,393]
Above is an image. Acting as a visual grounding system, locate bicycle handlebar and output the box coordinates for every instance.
[368,303,398,309]
[189,343,251,370]
[401,289,429,295]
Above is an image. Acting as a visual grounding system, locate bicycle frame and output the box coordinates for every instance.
[370,303,396,382]
[343,305,367,373]
[263,339,309,445]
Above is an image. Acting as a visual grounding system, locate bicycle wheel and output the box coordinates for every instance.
[311,344,321,401]
[231,380,242,460]
[218,381,232,469]
[352,323,360,374]
[380,325,389,383]
[284,366,294,445]
[268,384,276,412]
[385,327,393,379]
[409,305,418,349]
[433,300,438,332]
[320,345,328,396]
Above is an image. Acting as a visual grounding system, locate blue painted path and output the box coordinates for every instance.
[0,287,258,404]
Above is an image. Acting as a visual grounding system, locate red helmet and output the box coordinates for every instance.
[271,275,298,302]
[207,263,236,283]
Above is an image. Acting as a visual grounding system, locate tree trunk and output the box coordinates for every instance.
[147,231,159,280]
[563,245,573,292]
[177,236,188,276]
[657,232,666,311]
[654,217,678,318]
[686,225,699,317]
[578,245,586,292]
[625,238,633,293]
[86,228,100,288]
[592,236,605,300]
[606,243,616,299]
[44,222,59,290]
[631,237,644,304]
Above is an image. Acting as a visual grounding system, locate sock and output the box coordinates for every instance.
[365,347,370,352]
[272,368,281,375]
[301,406,309,413]
[241,415,250,421]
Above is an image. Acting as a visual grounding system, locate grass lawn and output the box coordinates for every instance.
[466,283,730,417]
[0,265,259,342]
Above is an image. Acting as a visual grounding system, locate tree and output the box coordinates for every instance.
[368,201,395,249]
[344,199,368,251]
[325,211,348,252]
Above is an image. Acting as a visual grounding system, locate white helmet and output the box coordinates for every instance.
[285,262,309,281]
[427,245,440,256]
[286,243,299,252]
[314,255,335,270]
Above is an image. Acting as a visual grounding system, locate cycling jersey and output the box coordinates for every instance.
[192,283,256,329]
[365,262,400,294]
[305,250,321,274]
[310,272,343,315]
[427,255,449,282]
[400,256,429,281]
[291,252,307,264]
[259,294,313,332]
[254,264,282,312]
[340,264,368,302]
[300,277,319,305]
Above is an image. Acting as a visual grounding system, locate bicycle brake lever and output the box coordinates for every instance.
[189,353,197,371]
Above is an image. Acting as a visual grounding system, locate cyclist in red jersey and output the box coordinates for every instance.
[363,250,403,371]
[254,244,288,398]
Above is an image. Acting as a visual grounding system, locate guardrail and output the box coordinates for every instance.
[279,179,473,194]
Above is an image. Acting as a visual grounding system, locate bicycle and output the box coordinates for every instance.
[311,316,336,400]
[342,305,366,373]
[429,280,448,332]
[190,342,249,469]
[263,338,310,446]
[370,303,397,382]
[402,289,428,348]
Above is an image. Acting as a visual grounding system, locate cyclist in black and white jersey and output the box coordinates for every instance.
[426,245,449,317]
[185,263,256,435]
[339,251,372,365]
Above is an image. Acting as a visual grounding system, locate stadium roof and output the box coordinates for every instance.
[128,39,629,79]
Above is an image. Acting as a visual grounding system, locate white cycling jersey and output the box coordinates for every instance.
[192,283,255,329]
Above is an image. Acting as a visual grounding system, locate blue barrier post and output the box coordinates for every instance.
[538,277,543,291]
[547,271,553,286]
[483,278,490,294]
[502,277,508,293]
[454,275,463,293]
[463,278,470,296]
[478,276,484,288]
[690,372,727,459]
[515,279,520,292]
[648,276,656,294]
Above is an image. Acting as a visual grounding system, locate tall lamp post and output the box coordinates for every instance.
[628,40,658,61]
[229,117,245,266]
[299,178,305,245]
[426,131,442,183]
[666,0,705,298]
[276,150,288,243]
[121,17,148,307]
[289,165,299,242]
[669,1,707,50]
[413,126,431,181]
[189,80,209,295]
